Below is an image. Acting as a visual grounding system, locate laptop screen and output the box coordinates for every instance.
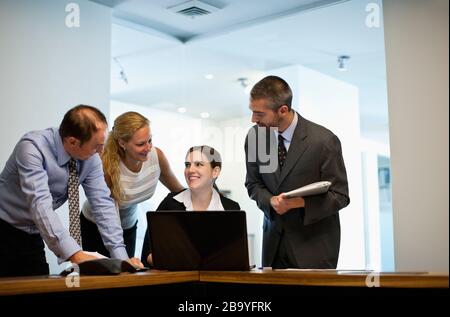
[146,211,250,271]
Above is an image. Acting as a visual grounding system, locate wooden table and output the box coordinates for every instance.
[200,269,449,288]
[0,269,448,296]
[0,270,198,296]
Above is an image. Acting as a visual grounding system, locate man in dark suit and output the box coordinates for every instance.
[245,76,349,269]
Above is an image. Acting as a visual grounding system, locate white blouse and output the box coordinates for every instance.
[173,188,224,211]
[82,147,160,229]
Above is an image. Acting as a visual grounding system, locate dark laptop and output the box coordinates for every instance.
[146,211,250,271]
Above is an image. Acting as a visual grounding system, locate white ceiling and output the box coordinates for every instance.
[96,0,348,41]
[92,0,389,143]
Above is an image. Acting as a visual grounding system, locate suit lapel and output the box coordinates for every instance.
[277,113,309,187]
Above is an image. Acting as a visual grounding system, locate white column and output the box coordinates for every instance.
[383,0,449,272]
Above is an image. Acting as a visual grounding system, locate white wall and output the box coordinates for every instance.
[383,0,449,272]
[0,0,112,274]
[272,65,366,269]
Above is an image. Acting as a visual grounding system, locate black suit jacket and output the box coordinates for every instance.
[140,189,241,267]
[245,113,350,268]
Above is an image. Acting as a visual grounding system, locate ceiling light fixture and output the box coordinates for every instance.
[177,107,187,113]
[200,112,210,119]
[204,74,214,80]
[337,55,350,72]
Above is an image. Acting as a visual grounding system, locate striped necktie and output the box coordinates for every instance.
[278,134,287,169]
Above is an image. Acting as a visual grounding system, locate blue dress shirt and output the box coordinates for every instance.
[0,128,128,263]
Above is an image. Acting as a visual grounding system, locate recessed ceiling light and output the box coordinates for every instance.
[177,107,187,113]
[204,74,214,80]
[200,112,210,119]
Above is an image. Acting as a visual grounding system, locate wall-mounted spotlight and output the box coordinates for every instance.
[113,57,128,85]
[237,77,249,88]
[337,55,351,72]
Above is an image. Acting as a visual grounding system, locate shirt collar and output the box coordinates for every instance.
[173,188,224,211]
[54,128,71,166]
[276,111,298,142]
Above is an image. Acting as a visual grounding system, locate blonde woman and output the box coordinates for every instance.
[80,111,184,257]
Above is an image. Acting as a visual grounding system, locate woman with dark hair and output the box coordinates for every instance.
[141,145,240,267]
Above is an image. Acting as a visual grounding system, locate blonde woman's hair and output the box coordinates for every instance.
[102,111,150,201]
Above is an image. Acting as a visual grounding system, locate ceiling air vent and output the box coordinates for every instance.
[168,0,219,17]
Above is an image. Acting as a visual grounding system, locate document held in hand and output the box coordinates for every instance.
[283,181,332,198]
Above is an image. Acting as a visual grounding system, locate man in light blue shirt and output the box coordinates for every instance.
[0,105,143,277]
